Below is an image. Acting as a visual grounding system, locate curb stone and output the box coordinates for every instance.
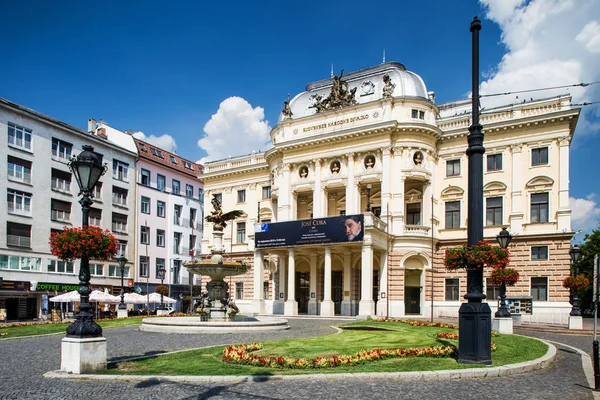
[43,338,556,383]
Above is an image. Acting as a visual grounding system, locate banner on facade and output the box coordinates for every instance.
[255,214,364,248]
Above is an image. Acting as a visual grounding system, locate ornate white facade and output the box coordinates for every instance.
[201,62,579,324]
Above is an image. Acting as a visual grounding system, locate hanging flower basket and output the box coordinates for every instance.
[444,240,509,270]
[156,285,169,296]
[49,226,118,262]
[562,275,590,293]
[489,267,520,286]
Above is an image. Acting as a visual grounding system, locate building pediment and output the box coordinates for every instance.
[441,186,464,199]
[526,176,554,188]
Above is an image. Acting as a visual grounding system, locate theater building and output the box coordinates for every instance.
[200,62,579,324]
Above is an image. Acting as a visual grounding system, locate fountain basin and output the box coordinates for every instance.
[185,261,248,281]
[139,316,290,334]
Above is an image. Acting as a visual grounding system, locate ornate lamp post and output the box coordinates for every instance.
[366,184,372,212]
[569,244,582,316]
[117,256,127,311]
[66,145,107,338]
[157,264,166,311]
[495,227,513,318]
[458,16,492,365]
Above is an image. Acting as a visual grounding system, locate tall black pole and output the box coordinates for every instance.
[119,260,126,310]
[66,195,102,337]
[458,16,492,364]
[495,282,510,317]
[570,261,582,316]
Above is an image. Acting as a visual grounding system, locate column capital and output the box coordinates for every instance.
[382,146,392,156]
[509,143,523,154]
[313,158,322,166]
[557,136,571,147]
[345,152,355,161]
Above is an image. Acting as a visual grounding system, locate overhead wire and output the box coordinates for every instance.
[480,81,599,98]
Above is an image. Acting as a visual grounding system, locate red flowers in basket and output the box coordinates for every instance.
[444,240,509,270]
[156,285,169,296]
[562,275,590,293]
[490,267,520,286]
[49,226,118,262]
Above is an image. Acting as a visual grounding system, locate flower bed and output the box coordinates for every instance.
[371,318,458,329]
[222,343,457,369]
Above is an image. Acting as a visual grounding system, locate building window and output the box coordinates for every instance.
[157,200,165,217]
[51,168,72,193]
[485,197,503,226]
[139,256,149,278]
[531,277,548,301]
[0,255,41,271]
[198,188,204,201]
[183,161,193,170]
[141,196,150,214]
[236,282,244,300]
[532,147,549,166]
[262,186,271,199]
[173,204,182,225]
[446,159,460,176]
[7,222,31,248]
[89,208,102,226]
[8,123,32,150]
[189,234,197,254]
[531,193,549,223]
[155,258,165,279]
[117,241,127,257]
[109,264,130,278]
[113,160,129,181]
[263,281,270,300]
[186,184,194,198]
[7,189,32,216]
[237,189,246,203]
[173,232,182,254]
[112,213,128,233]
[445,201,460,229]
[112,187,128,207]
[445,278,460,301]
[51,138,72,160]
[406,203,421,225]
[172,179,180,194]
[156,229,165,247]
[51,199,71,222]
[140,225,150,244]
[172,260,181,284]
[90,263,104,276]
[486,278,501,300]
[531,246,549,261]
[8,156,32,184]
[150,148,163,158]
[411,109,425,119]
[170,155,177,164]
[190,208,197,227]
[487,154,502,171]
[94,182,102,199]
[237,222,246,243]
[140,169,151,186]
[157,174,166,191]
[48,260,74,274]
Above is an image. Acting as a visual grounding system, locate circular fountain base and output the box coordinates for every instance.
[139,316,290,334]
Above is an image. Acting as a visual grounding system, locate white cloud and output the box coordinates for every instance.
[479,0,600,135]
[570,195,600,236]
[132,131,178,153]
[198,96,271,161]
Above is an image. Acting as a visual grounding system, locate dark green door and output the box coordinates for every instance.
[332,271,343,315]
[405,287,421,314]
[296,272,310,314]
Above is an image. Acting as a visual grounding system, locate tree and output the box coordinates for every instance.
[576,226,600,312]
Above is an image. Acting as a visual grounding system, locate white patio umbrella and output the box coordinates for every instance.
[148,292,177,304]
[122,292,149,304]
[49,290,121,303]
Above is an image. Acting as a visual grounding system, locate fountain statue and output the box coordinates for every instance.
[185,195,247,321]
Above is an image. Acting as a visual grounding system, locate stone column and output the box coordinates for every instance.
[308,253,318,315]
[345,153,355,214]
[291,191,298,221]
[251,249,265,314]
[313,159,322,218]
[274,255,286,314]
[392,148,405,233]
[381,147,392,220]
[341,252,352,316]
[423,182,432,227]
[278,165,291,221]
[359,242,375,316]
[284,248,298,315]
[376,250,388,317]
[321,247,334,316]
[557,137,571,231]
[509,144,523,234]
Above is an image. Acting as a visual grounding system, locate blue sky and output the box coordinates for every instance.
[2,0,600,237]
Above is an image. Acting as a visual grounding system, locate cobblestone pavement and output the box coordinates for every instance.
[0,318,595,400]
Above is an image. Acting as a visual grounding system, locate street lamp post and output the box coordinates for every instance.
[66,145,107,338]
[495,228,513,318]
[157,265,166,311]
[366,184,372,212]
[117,256,127,311]
[569,244,582,316]
[458,16,492,365]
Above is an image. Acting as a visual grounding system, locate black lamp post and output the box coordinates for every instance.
[366,184,372,212]
[117,256,127,310]
[66,145,107,338]
[458,16,492,365]
[495,228,513,318]
[569,244,582,316]
[157,265,166,311]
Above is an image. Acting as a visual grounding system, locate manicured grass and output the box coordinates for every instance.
[102,321,548,376]
[0,317,145,338]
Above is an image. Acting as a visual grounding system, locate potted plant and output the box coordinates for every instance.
[49,226,118,261]
[562,275,590,293]
[156,285,169,296]
[444,240,509,270]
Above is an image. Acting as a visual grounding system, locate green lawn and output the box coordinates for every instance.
[0,317,145,338]
[102,321,548,376]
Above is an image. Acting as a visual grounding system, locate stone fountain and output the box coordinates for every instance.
[139,195,289,334]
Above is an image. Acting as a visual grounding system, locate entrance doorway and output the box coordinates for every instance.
[332,271,343,315]
[404,287,421,314]
[296,272,310,314]
[5,298,19,320]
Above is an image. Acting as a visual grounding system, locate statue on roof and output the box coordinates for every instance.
[310,70,357,113]
[205,194,245,232]
[282,94,293,120]
[382,73,395,98]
